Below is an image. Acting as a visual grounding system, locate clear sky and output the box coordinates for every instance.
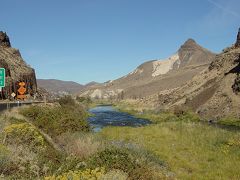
[0,0,239,84]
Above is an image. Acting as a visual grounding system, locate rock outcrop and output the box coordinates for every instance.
[236,28,240,48]
[0,31,37,99]
[0,32,11,47]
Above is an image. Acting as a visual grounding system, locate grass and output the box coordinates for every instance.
[114,100,200,124]
[219,116,240,127]
[99,121,240,179]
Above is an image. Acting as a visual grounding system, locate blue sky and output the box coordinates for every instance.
[0,0,239,84]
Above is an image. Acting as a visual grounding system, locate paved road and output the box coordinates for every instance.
[0,101,44,112]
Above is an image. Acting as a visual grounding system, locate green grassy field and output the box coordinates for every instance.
[100,117,240,179]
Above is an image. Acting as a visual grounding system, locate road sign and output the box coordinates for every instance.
[18,86,26,95]
[0,68,5,87]
[18,82,25,87]
[17,81,27,100]
[11,92,16,98]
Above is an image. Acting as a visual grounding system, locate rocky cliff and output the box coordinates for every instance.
[235,28,240,48]
[0,31,37,99]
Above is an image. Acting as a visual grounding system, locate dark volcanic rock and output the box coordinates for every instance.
[232,74,240,94]
[0,31,11,47]
[236,28,240,48]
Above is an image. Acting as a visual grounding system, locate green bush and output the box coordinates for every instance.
[53,155,84,175]
[87,148,136,173]
[20,104,90,137]
[58,95,76,107]
[87,146,167,179]
[87,147,166,180]
[76,96,92,104]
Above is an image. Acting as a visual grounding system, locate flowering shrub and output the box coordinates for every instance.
[3,123,47,151]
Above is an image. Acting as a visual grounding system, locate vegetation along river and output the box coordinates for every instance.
[88,106,151,132]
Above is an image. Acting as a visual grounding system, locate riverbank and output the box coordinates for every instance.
[113,100,200,124]
[113,100,240,128]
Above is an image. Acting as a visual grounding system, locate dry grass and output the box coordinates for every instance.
[57,133,104,160]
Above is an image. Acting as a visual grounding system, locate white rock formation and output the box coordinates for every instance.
[152,53,180,77]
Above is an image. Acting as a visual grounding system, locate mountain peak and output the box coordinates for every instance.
[178,38,203,53]
[182,38,198,47]
[85,81,99,86]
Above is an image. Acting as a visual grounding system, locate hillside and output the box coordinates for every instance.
[37,79,84,95]
[150,29,240,119]
[0,31,37,99]
[80,39,215,99]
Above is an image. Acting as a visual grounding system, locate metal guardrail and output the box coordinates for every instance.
[0,101,44,112]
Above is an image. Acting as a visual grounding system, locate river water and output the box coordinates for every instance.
[88,106,151,132]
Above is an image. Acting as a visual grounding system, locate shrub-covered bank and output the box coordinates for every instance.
[0,96,170,179]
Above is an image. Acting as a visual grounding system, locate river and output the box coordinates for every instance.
[88,106,151,132]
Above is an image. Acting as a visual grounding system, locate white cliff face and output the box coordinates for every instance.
[82,88,124,99]
[152,53,180,77]
[91,89,102,98]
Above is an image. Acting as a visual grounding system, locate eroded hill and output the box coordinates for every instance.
[150,29,240,119]
[80,39,215,99]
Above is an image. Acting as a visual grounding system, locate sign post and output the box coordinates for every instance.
[0,68,5,88]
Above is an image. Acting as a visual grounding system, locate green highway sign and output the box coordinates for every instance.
[0,68,5,87]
